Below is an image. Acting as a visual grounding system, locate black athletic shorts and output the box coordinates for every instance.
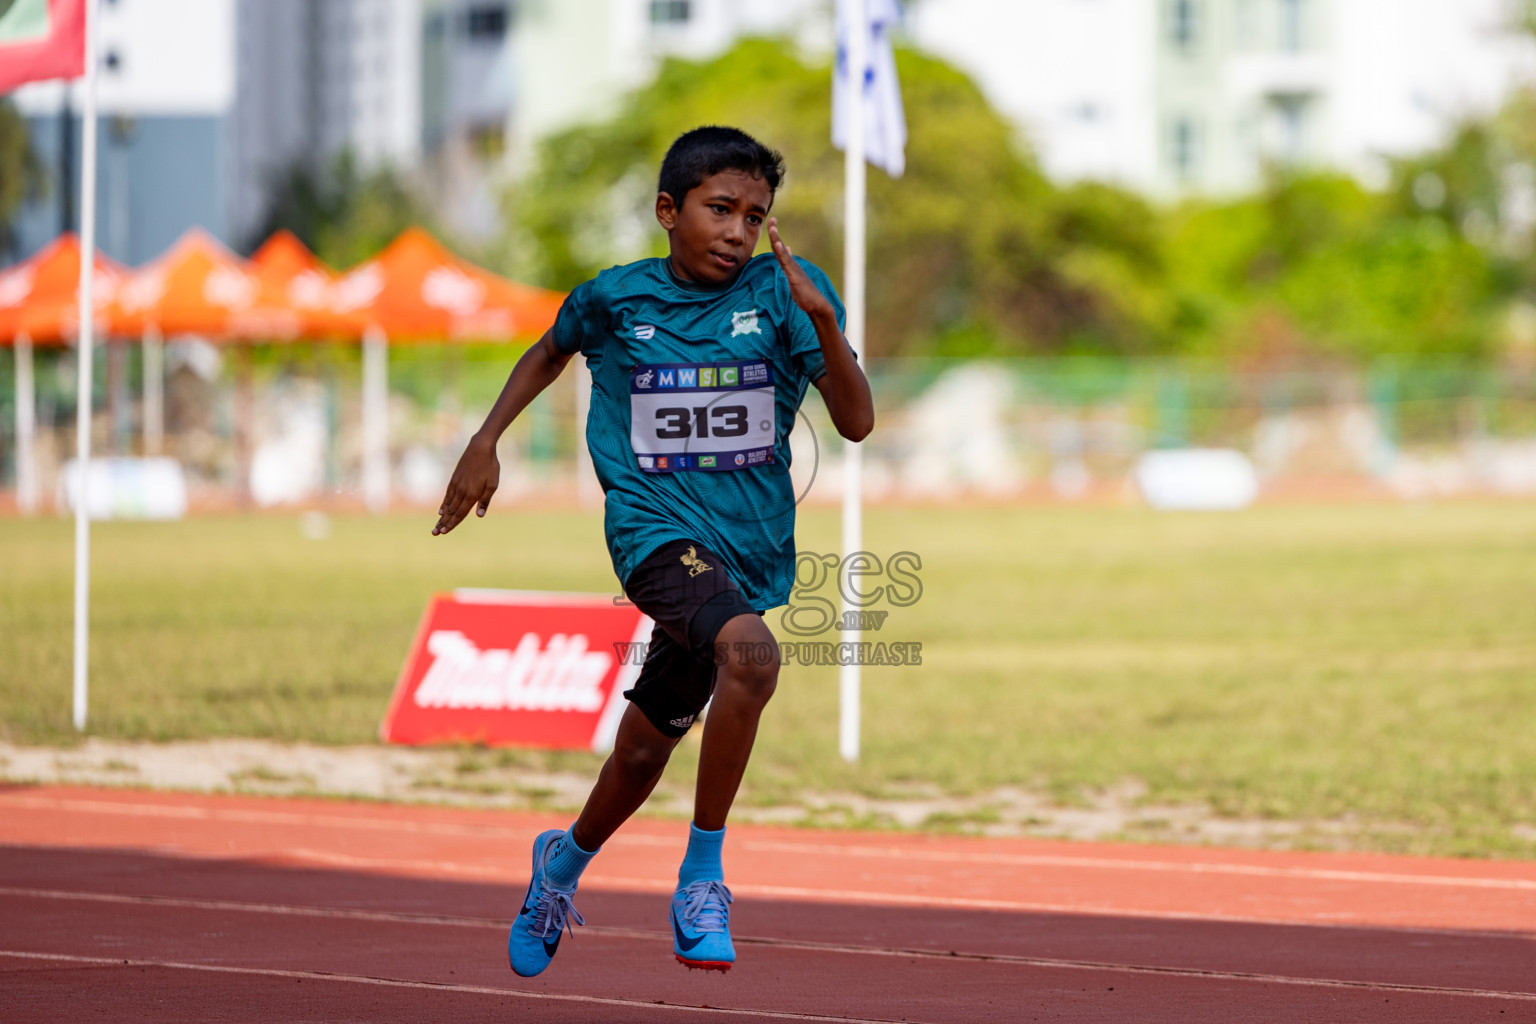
[621,538,759,738]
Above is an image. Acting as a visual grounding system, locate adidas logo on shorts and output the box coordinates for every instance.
[670,716,695,730]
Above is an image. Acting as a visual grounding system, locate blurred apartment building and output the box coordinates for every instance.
[6,0,1536,265]
[468,0,1536,201]
[416,0,826,237]
[505,0,1536,198]
[3,0,811,263]
[6,0,472,262]
[231,0,423,244]
[913,0,1536,196]
[7,0,239,264]
[504,0,827,158]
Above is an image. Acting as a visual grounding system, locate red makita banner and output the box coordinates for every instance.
[0,0,86,94]
[380,590,654,752]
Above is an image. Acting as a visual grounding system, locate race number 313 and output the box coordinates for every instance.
[655,405,750,439]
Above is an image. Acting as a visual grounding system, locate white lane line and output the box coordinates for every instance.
[0,886,504,928]
[6,793,1534,894]
[8,832,1536,939]
[3,886,1533,1002]
[0,950,905,1023]
[729,933,1536,1003]
[257,852,1536,938]
[732,839,1536,893]
[0,794,534,839]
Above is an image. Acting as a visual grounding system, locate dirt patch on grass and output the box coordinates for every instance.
[0,738,1409,851]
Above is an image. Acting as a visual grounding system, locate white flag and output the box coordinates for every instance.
[833,0,907,179]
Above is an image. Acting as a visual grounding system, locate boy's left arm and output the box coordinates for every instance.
[769,218,874,442]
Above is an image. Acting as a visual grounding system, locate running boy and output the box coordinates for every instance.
[432,126,873,976]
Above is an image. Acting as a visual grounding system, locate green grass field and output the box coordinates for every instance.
[3,501,1535,858]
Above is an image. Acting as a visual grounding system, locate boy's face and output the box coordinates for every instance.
[655,169,772,286]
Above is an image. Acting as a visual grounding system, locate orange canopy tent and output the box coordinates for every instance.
[327,226,564,341]
[0,233,126,345]
[4,226,567,513]
[0,235,128,514]
[109,228,319,341]
[250,229,324,280]
[249,230,336,329]
[324,227,566,511]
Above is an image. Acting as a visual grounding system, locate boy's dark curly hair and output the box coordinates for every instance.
[657,126,785,208]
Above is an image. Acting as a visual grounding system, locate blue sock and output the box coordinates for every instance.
[545,825,598,890]
[677,822,725,887]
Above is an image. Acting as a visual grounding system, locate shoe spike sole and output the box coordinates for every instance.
[675,954,732,972]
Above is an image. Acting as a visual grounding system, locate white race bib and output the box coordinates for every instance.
[629,361,776,472]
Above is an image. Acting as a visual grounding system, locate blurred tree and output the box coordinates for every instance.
[501,38,1175,357]
[250,150,439,269]
[1165,170,1502,361]
[1356,85,1536,356]
[0,98,47,259]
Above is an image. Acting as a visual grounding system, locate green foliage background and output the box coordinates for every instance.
[498,38,1527,365]
[501,40,1173,359]
[0,97,47,258]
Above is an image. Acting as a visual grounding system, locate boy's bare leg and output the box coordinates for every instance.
[693,613,779,831]
[569,704,682,851]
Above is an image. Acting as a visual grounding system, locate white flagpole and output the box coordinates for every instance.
[839,0,867,763]
[73,0,100,732]
[143,324,163,455]
[362,324,389,512]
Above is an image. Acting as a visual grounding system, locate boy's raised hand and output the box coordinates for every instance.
[433,435,500,535]
[768,218,835,321]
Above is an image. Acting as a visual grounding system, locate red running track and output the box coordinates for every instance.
[1,785,1532,1022]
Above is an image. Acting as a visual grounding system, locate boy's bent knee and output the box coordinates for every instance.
[715,616,779,701]
[729,660,778,703]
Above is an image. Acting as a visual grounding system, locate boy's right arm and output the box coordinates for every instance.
[432,329,574,535]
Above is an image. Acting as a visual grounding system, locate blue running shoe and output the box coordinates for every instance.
[671,879,734,971]
[508,829,584,977]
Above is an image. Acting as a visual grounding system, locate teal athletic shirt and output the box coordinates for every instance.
[552,252,848,611]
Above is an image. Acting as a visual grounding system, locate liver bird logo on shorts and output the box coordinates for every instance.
[680,546,713,577]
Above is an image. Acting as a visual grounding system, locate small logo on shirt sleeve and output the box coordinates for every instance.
[634,324,656,340]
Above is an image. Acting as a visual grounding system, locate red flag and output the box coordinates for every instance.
[0,0,86,94]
